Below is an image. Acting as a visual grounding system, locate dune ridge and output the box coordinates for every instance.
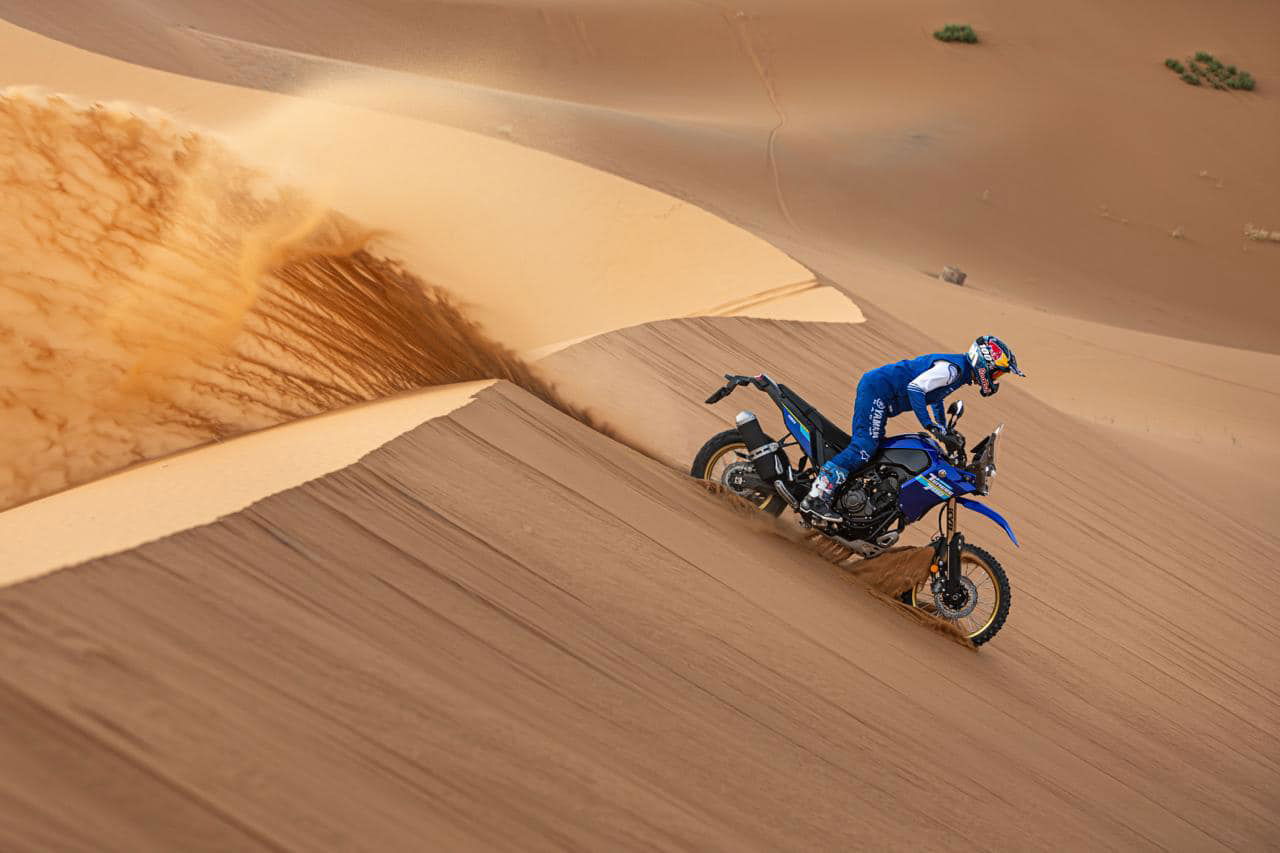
[0,91,596,511]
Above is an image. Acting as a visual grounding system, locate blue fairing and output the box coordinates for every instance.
[885,434,979,521]
[874,436,1016,548]
[956,497,1019,546]
[781,404,814,457]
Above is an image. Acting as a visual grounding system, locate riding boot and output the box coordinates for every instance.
[801,462,847,523]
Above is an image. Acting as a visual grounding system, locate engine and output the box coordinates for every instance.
[838,468,902,520]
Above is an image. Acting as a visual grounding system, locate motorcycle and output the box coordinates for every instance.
[691,373,1014,646]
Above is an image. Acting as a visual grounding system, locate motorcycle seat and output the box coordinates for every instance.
[776,384,852,454]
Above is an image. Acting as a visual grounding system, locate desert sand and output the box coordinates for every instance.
[0,22,859,513]
[3,376,1277,850]
[5,0,1276,349]
[0,381,491,585]
[0,2,1278,850]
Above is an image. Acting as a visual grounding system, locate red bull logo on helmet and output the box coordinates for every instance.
[975,364,992,393]
[980,340,1010,371]
[969,335,1021,396]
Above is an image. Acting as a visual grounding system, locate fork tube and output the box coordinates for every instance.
[945,498,964,595]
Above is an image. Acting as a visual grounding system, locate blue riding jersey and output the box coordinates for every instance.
[827,352,974,472]
[862,353,971,431]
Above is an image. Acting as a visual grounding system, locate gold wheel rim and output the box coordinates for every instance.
[911,553,1001,639]
[703,442,779,512]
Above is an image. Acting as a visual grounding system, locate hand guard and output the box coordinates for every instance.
[928,424,964,455]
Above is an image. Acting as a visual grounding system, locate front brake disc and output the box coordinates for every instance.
[933,575,979,620]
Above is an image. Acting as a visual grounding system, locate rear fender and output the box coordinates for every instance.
[956,497,1018,547]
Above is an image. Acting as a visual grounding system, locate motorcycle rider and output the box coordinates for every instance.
[801,335,1024,523]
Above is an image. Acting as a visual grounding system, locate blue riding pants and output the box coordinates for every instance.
[827,375,889,472]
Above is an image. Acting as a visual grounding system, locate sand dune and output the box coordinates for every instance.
[6,2,1267,479]
[0,381,490,586]
[798,243,1280,481]
[8,0,1276,350]
[0,26,858,510]
[1,376,1275,849]
[0,19,856,354]
[1,2,1278,849]
[0,91,529,510]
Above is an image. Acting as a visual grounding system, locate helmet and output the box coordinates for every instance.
[966,335,1024,397]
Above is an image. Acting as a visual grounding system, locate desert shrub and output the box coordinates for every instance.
[934,24,978,43]
[1166,51,1256,92]
[1228,72,1255,90]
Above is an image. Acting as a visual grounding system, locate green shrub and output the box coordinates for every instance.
[933,24,978,43]
[1228,72,1255,91]
[1165,50,1256,92]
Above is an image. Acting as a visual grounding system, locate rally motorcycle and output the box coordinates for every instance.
[691,373,1015,646]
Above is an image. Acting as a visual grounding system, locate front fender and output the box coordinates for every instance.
[956,497,1019,547]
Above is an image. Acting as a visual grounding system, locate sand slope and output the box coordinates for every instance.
[796,243,1280,491]
[1,375,1275,850]
[8,0,1276,350]
[0,19,855,354]
[0,24,860,511]
[0,381,491,586]
[0,4,1276,849]
[7,1,1268,497]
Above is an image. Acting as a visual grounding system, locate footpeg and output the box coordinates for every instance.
[801,497,843,524]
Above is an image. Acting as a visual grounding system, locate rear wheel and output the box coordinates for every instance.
[690,429,785,516]
[907,543,1011,646]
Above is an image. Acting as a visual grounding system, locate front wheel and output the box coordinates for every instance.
[906,543,1011,646]
[690,429,785,516]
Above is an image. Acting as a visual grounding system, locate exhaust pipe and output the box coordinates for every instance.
[735,411,789,483]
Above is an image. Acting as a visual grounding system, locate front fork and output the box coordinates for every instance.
[930,498,966,597]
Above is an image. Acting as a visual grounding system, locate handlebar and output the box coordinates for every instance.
[925,428,968,466]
